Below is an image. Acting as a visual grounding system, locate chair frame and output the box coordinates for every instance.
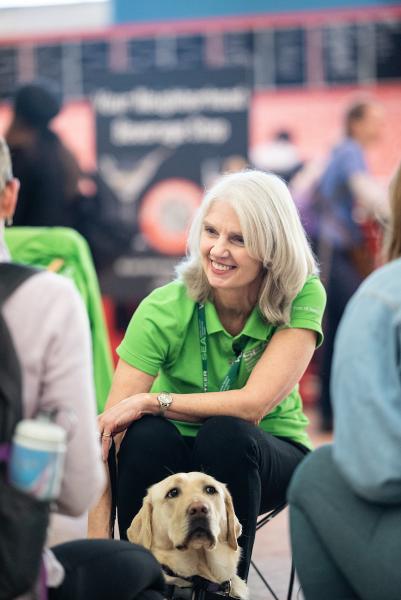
[250,503,295,600]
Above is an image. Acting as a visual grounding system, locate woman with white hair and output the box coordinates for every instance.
[97,169,326,578]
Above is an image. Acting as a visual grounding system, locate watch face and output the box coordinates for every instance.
[158,392,172,408]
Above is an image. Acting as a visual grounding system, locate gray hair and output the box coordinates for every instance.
[176,169,318,325]
[0,137,13,195]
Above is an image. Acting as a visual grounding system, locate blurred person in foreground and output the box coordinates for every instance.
[6,81,80,227]
[91,169,326,580]
[0,138,164,600]
[315,98,388,431]
[288,161,401,600]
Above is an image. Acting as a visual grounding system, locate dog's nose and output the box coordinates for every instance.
[188,502,209,516]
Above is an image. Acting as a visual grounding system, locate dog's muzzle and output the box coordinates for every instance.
[175,509,215,550]
[186,515,214,544]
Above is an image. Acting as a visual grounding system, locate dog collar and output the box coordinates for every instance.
[162,564,232,596]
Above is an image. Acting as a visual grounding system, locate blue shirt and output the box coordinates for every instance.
[332,258,401,503]
[319,138,367,250]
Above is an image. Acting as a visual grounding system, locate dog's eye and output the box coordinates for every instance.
[165,487,180,499]
[205,485,217,495]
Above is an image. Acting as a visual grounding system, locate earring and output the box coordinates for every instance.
[6,216,13,227]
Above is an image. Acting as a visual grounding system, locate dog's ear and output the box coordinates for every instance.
[127,496,153,549]
[224,487,242,550]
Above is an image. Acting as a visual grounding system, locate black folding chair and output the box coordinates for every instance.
[250,503,295,600]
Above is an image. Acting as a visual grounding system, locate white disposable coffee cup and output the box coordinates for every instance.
[9,418,67,501]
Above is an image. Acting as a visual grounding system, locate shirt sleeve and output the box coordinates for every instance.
[278,275,327,347]
[333,291,401,504]
[33,275,105,515]
[4,271,105,516]
[117,291,171,376]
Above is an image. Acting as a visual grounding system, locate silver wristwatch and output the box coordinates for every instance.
[157,392,173,415]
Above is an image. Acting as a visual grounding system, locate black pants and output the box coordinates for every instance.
[117,415,308,580]
[49,539,165,600]
[319,250,362,427]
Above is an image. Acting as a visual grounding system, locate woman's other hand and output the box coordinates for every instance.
[99,361,156,461]
[98,393,154,461]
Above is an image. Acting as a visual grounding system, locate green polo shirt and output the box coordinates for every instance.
[117,276,326,449]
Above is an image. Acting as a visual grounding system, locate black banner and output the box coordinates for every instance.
[92,67,250,301]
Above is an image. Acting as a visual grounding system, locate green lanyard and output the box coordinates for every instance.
[197,303,249,392]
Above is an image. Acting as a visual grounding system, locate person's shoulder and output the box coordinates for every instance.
[370,257,401,279]
[336,137,361,154]
[144,279,193,308]
[295,274,326,304]
[357,259,401,308]
[330,138,362,163]
[12,269,83,316]
[290,274,326,322]
[136,279,195,325]
[339,259,401,338]
[304,273,324,289]
[3,268,87,353]
[340,138,366,163]
[123,280,195,354]
[25,268,78,296]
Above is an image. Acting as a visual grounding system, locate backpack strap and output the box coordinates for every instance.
[0,263,49,600]
[0,263,40,442]
[0,263,39,307]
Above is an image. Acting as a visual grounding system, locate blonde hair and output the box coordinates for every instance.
[176,169,318,325]
[385,162,401,262]
[0,137,12,195]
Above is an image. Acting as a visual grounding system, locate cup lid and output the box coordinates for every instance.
[15,419,66,443]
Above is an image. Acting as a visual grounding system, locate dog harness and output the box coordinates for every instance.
[162,564,235,599]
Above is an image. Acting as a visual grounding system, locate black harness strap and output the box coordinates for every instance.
[162,565,233,599]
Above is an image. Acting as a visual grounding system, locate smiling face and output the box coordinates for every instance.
[200,200,263,301]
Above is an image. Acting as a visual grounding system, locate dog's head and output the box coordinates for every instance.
[127,472,242,552]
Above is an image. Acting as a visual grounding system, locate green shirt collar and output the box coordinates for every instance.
[204,300,273,341]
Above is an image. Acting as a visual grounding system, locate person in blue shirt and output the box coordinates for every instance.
[288,161,401,600]
[316,98,387,430]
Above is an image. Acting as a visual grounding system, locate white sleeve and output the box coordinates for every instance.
[41,277,106,515]
[4,271,106,515]
[349,172,389,220]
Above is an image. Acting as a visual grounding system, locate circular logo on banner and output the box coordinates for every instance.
[138,178,203,255]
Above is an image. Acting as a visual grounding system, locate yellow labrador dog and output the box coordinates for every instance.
[127,472,249,599]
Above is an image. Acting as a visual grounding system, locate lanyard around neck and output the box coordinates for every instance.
[197,303,249,393]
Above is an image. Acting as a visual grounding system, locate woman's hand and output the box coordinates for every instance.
[98,393,154,461]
